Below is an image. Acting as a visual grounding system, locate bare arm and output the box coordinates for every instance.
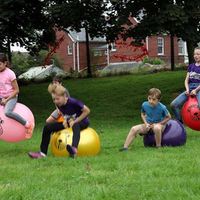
[141,112,148,125]
[184,73,190,93]
[46,108,61,123]
[74,105,90,124]
[7,79,19,100]
[159,113,171,125]
[46,116,57,123]
[1,80,19,105]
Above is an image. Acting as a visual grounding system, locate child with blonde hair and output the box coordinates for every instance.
[28,84,90,158]
[171,47,200,123]
[46,76,70,123]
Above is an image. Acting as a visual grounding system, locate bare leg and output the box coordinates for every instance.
[123,124,149,148]
[152,124,165,147]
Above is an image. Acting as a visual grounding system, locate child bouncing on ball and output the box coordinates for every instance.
[170,47,200,123]
[28,84,90,159]
[120,88,171,151]
[0,53,33,138]
[46,76,70,123]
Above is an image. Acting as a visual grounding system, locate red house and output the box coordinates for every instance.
[53,28,107,72]
[53,18,187,72]
[109,17,186,64]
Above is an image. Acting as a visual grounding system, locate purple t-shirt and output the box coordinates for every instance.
[57,97,89,125]
[188,63,200,83]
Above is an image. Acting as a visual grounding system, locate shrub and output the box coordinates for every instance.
[11,50,63,76]
[142,56,165,65]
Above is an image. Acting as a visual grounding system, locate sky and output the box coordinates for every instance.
[11,44,28,52]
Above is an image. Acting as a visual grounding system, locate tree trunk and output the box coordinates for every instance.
[170,34,175,71]
[186,40,196,64]
[85,27,92,78]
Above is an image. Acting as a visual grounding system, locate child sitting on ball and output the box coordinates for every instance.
[120,88,171,151]
[171,47,200,123]
[46,75,70,123]
[28,84,90,159]
[0,53,33,138]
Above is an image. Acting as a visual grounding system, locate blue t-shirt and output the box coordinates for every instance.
[141,101,169,123]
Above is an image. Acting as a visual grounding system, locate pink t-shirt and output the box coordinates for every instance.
[0,68,16,98]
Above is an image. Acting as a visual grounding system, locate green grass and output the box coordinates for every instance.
[1,71,200,200]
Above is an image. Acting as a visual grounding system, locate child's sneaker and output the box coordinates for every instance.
[28,152,46,159]
[25,121,33,139]
[66,145,77,158]
[119,147,128,152]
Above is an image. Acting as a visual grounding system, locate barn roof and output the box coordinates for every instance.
[66,28,106,42]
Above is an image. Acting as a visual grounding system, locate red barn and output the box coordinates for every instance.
[53,18,187,72]
[53,28,107,72]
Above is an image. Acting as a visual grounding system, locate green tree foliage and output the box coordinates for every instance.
[111,0,200,64]
[11,50,62,76]
[47,0,117,77]
[0,0,54,60]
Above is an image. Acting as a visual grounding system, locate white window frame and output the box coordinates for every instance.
[111,42,117,52]
[93,50,102,57]
[178,38,185,55]
[157,37,164,55]
[67,44,73,55]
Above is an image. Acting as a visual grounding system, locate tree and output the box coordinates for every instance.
[0,0,54,62]
[47,0,121,77]
[111,0,200,66]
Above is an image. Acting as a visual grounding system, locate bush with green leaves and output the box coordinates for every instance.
[142,56,165,65]
[11,50,62,76]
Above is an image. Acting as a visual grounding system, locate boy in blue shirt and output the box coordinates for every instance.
[120,88,171,150]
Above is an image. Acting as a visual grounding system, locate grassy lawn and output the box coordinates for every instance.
[1,71,200,200]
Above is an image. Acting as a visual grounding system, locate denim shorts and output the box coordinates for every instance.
[189,83,200,91]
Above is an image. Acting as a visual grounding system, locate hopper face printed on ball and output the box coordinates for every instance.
[55,129,72,151]
[187,104,200,121]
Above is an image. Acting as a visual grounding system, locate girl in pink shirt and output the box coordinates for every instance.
[0,53,33,137]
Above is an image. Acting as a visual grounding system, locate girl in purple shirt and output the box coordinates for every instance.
[28,84,90,159]
[171,47,200,122]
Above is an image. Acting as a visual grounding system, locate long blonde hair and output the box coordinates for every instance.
[48,83,67,96]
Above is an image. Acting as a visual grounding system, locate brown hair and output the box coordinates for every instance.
[194,47,200,51]
[48,83,67,96]
[52,75,63,84]
[148,88,161,100]
[0,53,9,67]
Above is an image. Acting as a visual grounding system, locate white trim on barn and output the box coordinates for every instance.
[68,33,75,43]
[77,36,80,72]
[73,42,76,70]
[145,36,149,51]
[184,41,188,63]
[107,44,110,65]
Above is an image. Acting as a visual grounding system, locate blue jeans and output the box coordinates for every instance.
[170,83,200,121]
[3,97,27,125]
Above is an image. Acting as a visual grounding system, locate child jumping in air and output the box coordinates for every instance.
[120,88,171,151]
[46,76,70,123]
[28,84,90,158]
[171,47,200,123]
[0,53,33,137]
